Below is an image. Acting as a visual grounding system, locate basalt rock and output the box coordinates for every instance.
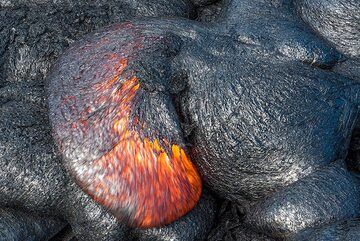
[0,1,217,240]
[48,11,359,241]
[1,0,360,240]
[293,218,360,241]
[245,160,360,239]
[0,208,65,241]
[207,201,276,241]
[296,0,360,58]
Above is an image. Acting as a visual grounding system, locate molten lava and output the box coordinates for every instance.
[77,58,202,228]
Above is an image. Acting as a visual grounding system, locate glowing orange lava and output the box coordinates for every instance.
[82,58,202,228]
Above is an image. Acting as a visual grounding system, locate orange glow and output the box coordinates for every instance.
[82,58,202,228]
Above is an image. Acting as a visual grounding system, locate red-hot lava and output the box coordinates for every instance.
[71,57,202,228]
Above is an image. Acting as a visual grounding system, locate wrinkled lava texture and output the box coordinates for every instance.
[1,0,360,241]
[48,27,202,228]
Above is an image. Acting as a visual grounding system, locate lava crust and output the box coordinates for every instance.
[48,23,202,228]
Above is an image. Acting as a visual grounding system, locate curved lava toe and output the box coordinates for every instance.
[48,22,202,228]
[296,0,360,57]
[216,0,342,68]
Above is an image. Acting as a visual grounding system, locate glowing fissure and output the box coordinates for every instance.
[82,57,202,228]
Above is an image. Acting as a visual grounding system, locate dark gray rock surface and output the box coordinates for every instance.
[0,1,216,240]
[0,208,65,241]
[1,0,360,240]
[293,218,360,241]
[297,0,360,58]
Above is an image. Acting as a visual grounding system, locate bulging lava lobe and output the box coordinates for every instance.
[47,22,202,228]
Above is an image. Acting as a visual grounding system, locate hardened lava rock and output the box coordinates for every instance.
[293,218,360,241]
[49,10,359,241]
[0,1,217,240]
[0,208,65,241]
[297,0,359,58]
[1,0,360,240]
